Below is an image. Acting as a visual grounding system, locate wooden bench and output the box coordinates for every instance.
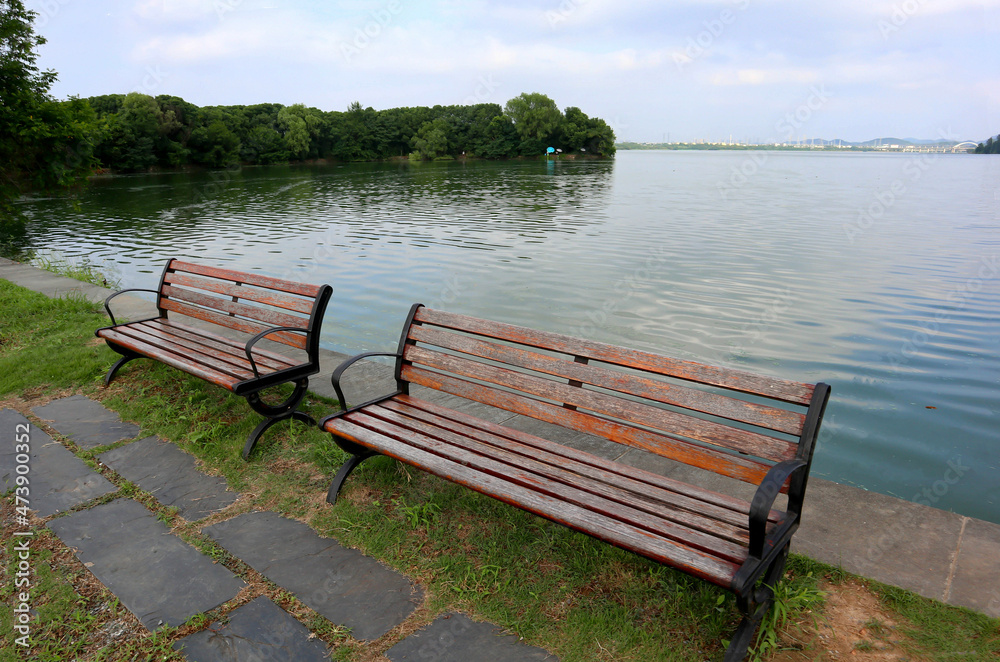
[96,259,332,459]
[320,304,830,661]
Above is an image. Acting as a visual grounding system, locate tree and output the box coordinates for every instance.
[503,93,563,143]
[1,0,94,237]
[410,119,451,160]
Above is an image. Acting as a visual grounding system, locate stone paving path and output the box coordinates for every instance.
[5,396,561,660]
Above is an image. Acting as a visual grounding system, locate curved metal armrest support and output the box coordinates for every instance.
[103,288,161,326]
[748,458,807,559]
[330,352,401,410]
[244,326,308,378]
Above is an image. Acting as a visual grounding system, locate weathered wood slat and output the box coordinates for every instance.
[169,259,323,298]
[408,324,805,435]
[381,397,778,529]
[98,328,242,390]
[163,272,315,314]
[403,345,797,462]
[362,403,754,550]
[401,365,775,485]
[386,394,785,516]
[161,299,308,349]
[414,307,814,405]
[107,324,257,381]
[325,416,741,586]
[161,285,308,330]
[139,320,299,372]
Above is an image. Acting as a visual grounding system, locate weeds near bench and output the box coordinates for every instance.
[750,571,825,661]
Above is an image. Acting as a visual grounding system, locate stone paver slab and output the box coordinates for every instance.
[385,613,557,661]
[99,436,239,521]
[203,511,421,640]
[48,499,245,629]
[1,410,117,517]
[947,517,1000,618]
[32,395,140,450]
[173,596,330,661]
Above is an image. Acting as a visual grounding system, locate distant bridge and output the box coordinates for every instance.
[952,141,978,152]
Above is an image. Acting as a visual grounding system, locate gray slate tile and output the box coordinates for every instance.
[173,596,330,661]
[0,409,117,517]
[99,436,239,521]
[203,511,421,641]
[32,395,140,449]
[48,499,245,630]
[947,517,1000,617]
[385,613,557,662]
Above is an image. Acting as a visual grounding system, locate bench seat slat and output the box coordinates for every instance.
[137,320,300,373]
[162,285,308,330]
[414,307,814,406]
[326,415,742,586]
[163,272,316,314]
[403,347,797,463]
[409,324,805,436]
[403,366,775,485]
[98,328,243,390]
[387,394,783,520]
[363,402,755,548]
[161,299,308,349]
[103,325,257,382]
[169,259,324,298]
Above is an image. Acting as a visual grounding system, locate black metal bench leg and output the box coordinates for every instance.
[725,542,791,662]
[104,349,142,386]
[243,379,313,460]
[326,451,378,505]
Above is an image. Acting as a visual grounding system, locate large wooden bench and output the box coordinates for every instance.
[96,259,332,459]
[320,304,830,661]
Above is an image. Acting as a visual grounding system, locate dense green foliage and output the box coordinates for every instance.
[0,0,96,238]
[79,91,615,172]
[975,134,1000,154]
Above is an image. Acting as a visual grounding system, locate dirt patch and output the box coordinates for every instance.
[773,580,923,662]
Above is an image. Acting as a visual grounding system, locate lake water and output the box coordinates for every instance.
[18,150,1000,524]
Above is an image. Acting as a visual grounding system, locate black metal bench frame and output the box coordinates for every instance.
[320,304,830,661]
[96,258,332,459]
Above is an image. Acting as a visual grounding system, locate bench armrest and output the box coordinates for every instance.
[243,327,310,378]
[328,351,401,411]
[748,458,807,559]
[102,288,161,326]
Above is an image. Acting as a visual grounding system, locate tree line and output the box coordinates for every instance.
[1,0,614,241]
[83,91,616,173]
[974,135,1000,154]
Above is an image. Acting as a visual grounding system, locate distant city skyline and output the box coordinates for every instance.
[34,1,1000,145]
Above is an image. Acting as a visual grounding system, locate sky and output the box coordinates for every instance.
[30,0,1000,144]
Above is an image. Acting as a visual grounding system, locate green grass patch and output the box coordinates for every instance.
[0,280,111,396]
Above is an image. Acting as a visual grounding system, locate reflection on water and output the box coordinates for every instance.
[19,152,1000,524]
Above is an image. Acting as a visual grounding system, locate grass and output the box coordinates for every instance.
[1,278,999,660]
[28,251,123,289]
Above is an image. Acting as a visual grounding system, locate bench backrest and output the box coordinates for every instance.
[395,305,829,486]
[154,259,332,360]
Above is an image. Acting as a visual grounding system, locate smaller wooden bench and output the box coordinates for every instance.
[96,259,332,459]
[320,304,830,661]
